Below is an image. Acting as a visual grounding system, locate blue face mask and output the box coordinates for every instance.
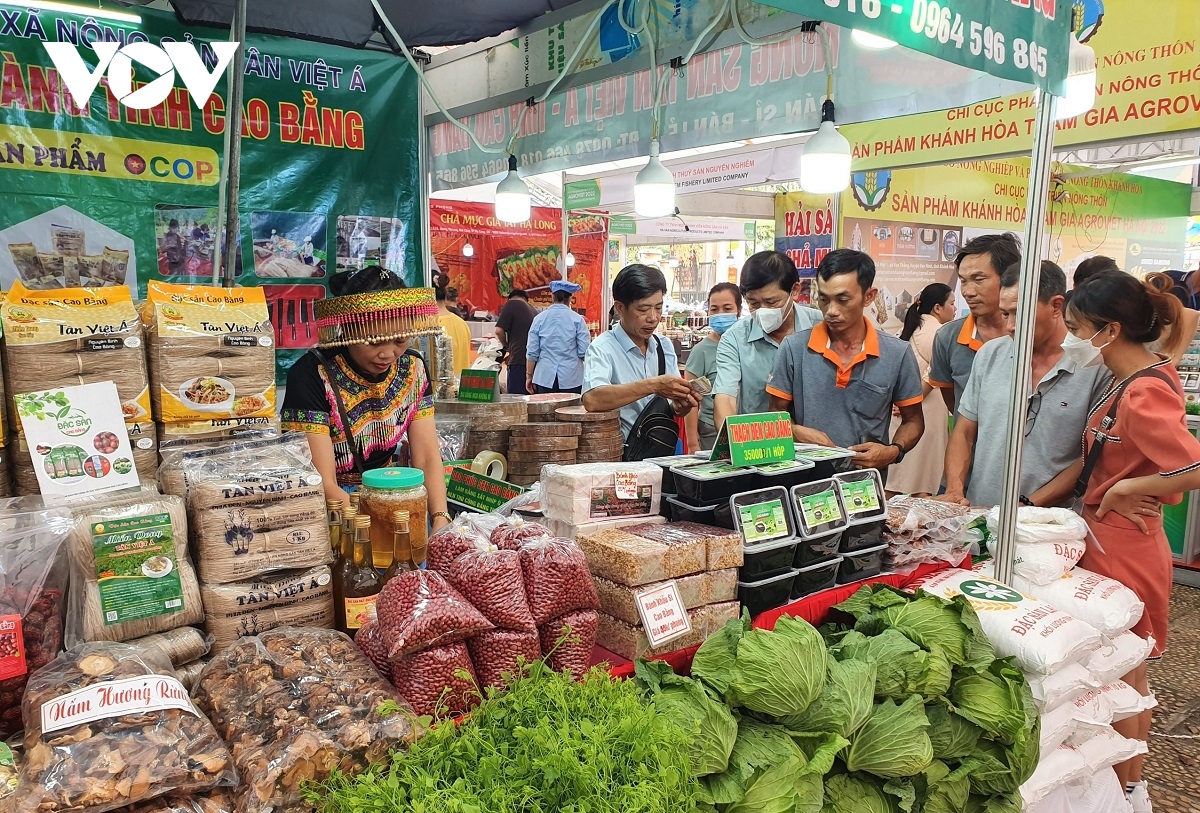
[709,313,739,335]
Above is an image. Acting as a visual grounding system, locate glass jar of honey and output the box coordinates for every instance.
[358,467,427,569]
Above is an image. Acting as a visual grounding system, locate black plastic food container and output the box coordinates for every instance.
[740,536,800,581]
[738,568,799,617]
[752,459,818,492]
[730,486,796,546]
[841,520,886,554]
[665,495,735,529]
[836,543,888,585]
[790,555,842,599]
[793,531,842,568]
[671,462,759,504]
[645,453,705,494]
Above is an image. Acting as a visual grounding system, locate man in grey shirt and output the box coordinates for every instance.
[941,260,1112,507]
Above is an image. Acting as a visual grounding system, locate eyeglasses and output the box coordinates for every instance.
[1024,393,1042,437]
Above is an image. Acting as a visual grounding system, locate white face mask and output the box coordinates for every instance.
[755,298,793,334]
[1060,326,1110,368]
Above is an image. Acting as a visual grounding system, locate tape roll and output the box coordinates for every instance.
[470,450,508,480]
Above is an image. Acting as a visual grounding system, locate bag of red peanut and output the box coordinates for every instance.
[519,537,599,626]
[539,609,598,681]
[446,549,536,632]
[0,500,72,737]
[376,570,493,660]
[488,517,552,551]
[391,642,479,717]
[467,629,541,691]
[354,615,389,676]
[426,518,492,572]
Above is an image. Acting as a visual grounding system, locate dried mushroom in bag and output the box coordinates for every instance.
[193,627,422,813]
[11,642,235,813]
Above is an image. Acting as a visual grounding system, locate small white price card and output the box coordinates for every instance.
[614,470,639,500]
[635,581,692,649]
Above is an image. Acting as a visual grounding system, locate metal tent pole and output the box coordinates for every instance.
[993,87,1059,586]
[416,60,432,287]
[214,0,247,287]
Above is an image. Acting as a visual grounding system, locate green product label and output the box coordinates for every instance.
[724,412,796,468]
[564,179,603,210]
[756,460,807,474]
[92,513,183,626]
[680,461,746,479]
[796,447,849,461]
[799,490,843,530]
[446,467,522,512]
[738,499,788,544]
[458,370,500,402]
[958,579,1023,604]
[841,479,881,515]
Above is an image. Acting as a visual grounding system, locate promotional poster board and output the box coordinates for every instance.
[774,191,837,304]
[0,6,421,384]
[429,203,606,329]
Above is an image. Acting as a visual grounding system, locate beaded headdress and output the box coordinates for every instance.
[314,282,440,347]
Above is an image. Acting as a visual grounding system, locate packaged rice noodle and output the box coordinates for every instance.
[200,565,334,653]
[142,282,275,422]
[50,226,84,257]
[100,247,129,284]
[35,253,64,287]
[2,281,151,422]
[75,255,104,287]
[7,244,42,284]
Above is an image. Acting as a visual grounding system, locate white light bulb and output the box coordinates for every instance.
[565,251,576,268]
[800,120,852,194]
[634,139,676,218]
[1056,34,1097,120]
[852,29,897,50]
[494,157,532,224]
[462,241,474,258]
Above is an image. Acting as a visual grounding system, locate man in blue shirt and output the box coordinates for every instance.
[583,264,699,439]
[526,281,592,394]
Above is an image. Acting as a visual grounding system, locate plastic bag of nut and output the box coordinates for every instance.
[193,628,422,813]
[353,616,389,676]
[390,642,479,717]
[488,517,551,551]
[445,549,536,632]
[466,629,541,691]
[538,609,598,681]
[0,501,72,738]
[10,642,236,813]
[426,519,492,572]
[375,571,494,661]
[518,537,599,626]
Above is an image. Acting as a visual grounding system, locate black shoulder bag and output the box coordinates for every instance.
[310,349,369,476]
[1074,367,1176,499]
[623,336,681,462]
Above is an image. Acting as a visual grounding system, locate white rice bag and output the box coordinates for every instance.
[1026,662,1100,712]
[913,568,1102,675]
[1098,680,1157,722]
[1075,727,1148,773]
[1020,743,1094,807]
[1086,632,1154,686]
[1041,700,1111,752]
[979,563,1143,636]
[987,506,1088,584]
[1027,768,1136,813]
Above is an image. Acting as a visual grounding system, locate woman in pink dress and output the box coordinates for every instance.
[1065,270,1200,810]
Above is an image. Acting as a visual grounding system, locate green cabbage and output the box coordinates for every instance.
[844,696,934,779]
[828,630,950,702]
[633,659,738,777]
[727,616,827,717]
[706,719,825,813]
[948,660,1029,745]
[780,658,876,738]
[692,614,747,697]
[822,773,899,813]
[964,792,1023,813]
[919,761,972,813]
[925,700,983,760]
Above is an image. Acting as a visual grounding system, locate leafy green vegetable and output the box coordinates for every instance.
[823,773,899,813]
[780,658,876,739]
[925,700,983,760]
[948,660,1028,745]
[309,659,700,813]
[727,616,827,717]
[707,719,824,813]
[634,659,738,777]
[964,792,1023,813]
[692,615,747,697]
[919,761,972,813]
[828,630,950,702]
[844,696,934,779]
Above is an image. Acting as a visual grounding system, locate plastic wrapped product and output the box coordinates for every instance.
[390,642,479,717]
[0,501,72,737]
[833,469,887,525]
[576,529,704,587]
[375,570,494,659]
[193,628,422,813]
[542,514,667,543]
[594,601,739,661]
[466,629,541,690]
[12,642,236,813]
[445,549,536,632]
[986,506,1087,585]
[622,520,744,570]
[354,618,389,676]
[593,569,739,626]
[488,517,551,551]
[541,463,662,525]
[199,566,334,653]
[126,627,212,668]
[518,537,600,625]
[425,519,491,572]
[538,609,598,681]
[791,479,851,540]
[979,563,1144,637]
[174,659,207,692]
[66,492,204,645]
[121,788,237,813]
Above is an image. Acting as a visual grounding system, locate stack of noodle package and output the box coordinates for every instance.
[142,282,276,435]
[178,433,334,653]
[1,281,154,495]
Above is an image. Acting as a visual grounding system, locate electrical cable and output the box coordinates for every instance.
[730,0,792,46]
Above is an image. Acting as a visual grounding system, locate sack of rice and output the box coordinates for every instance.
[979,562,1144,637]
[986,506,1087,584]
[1085,631,1154,686]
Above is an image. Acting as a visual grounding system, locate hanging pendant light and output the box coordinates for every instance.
[1056,34,1097,120]
[634,139,676,218]
[852,30,896,50]
[494,154,532,224]
[800,99,852,194]
[462,240,474,258]
[565,251,576,268]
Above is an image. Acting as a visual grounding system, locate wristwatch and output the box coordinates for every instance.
[431,511,453,524]
[1018,495,1034,507]
[889,443,906,464]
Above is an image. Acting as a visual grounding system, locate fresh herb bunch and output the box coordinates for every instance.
[308,658,701,813]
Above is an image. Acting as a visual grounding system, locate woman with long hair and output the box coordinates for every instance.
[1065,270,1200,811]
[887,282,956,495]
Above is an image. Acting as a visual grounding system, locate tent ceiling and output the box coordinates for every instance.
[158,0,592,48]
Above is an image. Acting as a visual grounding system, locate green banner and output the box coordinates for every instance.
[0,5,420,385]
[756,0,1068,91]
[713,411,797,467]
[446,466,523,513]
[458,369,500,402]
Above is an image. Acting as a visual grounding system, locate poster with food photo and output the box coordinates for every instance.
[0,205,136,291]
[250,211,328,278]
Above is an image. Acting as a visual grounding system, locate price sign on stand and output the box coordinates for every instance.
[711,412,796,468]
[446,466,523,512]
[458,370,500,402]
[635,581,692,650]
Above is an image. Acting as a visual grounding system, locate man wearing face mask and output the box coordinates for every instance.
[712,252,822,430]
[939,261,1112,507]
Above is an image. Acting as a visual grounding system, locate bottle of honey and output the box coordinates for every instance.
[383,510,416,583]
[337,514,382,634]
